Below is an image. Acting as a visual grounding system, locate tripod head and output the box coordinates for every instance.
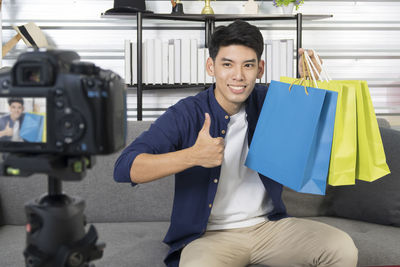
[1,153,105,267]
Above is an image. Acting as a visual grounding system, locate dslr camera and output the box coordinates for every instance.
[0,49,126,155]
[0,49,127,267]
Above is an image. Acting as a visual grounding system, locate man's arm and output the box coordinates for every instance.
[0,122,12,138]
[130,113,224,184]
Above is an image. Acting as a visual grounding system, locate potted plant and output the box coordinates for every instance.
[273,0,304,13]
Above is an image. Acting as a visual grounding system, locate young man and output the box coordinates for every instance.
[0,97,25,141]
[114,20,358,267]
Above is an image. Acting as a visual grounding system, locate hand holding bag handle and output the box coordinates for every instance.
[303,50,331,86]
[310,49,332,81]
[303,51,360,186]
[281,51,360,186]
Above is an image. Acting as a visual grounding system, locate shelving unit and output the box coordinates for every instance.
[102,13,332,120]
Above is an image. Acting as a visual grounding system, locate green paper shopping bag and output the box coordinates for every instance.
[355,80,391,181]
[282,49,390,184]
[280,77,357,186]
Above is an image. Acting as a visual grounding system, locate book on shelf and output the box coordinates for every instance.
[263,39,294,82]
[142,41,147,84]
[145,39,154,84]
[131,42,137,84]
[198,48,205,84]
[174,39,181,84]
[124,39,131,85]
[154,39,163,84]
[190,39,198,84]
[181,39,191,84]
[271,39,281,81]
[162,41,169,84]
[286,39,294,78]
[280,40,287,78]
[168,42,174,84]
[123,38,294,86]
[265,40,272,84]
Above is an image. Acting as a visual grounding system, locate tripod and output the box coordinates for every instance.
[1,154,105,267]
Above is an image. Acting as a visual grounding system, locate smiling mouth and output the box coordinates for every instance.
[228,85,247,92]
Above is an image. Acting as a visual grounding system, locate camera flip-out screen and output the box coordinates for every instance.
[0,97,46,143]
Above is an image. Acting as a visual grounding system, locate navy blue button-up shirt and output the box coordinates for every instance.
[114,84,288,267]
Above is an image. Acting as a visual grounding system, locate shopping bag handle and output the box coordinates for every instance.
[287,52,318,95]
[288,77,309,95]
[303,51,319,87]
[287,53,314,95]
[308,49,332,81]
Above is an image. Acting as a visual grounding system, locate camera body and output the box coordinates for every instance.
[0,49,126,155]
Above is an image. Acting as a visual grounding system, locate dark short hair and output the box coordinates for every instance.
[208,20,264,61]
[7,97,24,106]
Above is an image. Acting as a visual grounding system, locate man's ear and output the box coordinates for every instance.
[257,59,265,79]
[206,57,215,77]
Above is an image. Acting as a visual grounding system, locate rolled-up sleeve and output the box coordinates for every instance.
[113,105,186,185]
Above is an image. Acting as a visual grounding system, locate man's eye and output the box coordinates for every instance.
[245,64,254,68]
[223,63,231,67]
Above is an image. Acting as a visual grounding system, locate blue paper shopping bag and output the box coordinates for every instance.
[20,113,45,142]
[245,80,338,195]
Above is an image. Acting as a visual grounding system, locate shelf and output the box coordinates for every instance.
[127,84,211,91]
[101,13,333,22]
[105,12,333,120]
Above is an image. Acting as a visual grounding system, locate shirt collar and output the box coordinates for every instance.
[207,83,230,119]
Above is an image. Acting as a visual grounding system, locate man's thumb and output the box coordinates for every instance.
[201,113,211,135]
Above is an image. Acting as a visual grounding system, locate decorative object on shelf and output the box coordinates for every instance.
[243,0,259,14]
[104,0,153,14]
[171,0,184,14]
[273,0,304,14]
[3,22,49,58]
[201,0,214,14]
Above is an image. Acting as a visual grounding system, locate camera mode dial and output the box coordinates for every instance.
[57,108,85,145]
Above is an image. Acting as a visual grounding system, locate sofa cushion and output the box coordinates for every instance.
[323,127,400,227]
[310,216,400,266]
[0,121,174,225]
[282,187,326,217]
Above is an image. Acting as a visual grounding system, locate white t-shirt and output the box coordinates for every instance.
[11,120,23,142]
[207,107,274,231]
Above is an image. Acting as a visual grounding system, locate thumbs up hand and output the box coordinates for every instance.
[190,113,225,168]
[4,122,13,137]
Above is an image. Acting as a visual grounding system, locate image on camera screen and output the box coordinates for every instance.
[0,97,46,143]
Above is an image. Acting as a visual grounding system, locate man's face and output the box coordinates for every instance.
[9,102,24,121]
[206,45,264,115]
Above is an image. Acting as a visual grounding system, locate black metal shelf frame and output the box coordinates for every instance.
[102,13,333,120]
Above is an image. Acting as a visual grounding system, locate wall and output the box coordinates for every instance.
[1,0,400,128]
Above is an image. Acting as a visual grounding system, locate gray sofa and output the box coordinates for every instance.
[1,120,399,267]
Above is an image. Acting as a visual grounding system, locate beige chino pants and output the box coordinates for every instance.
[180,218,358,267]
